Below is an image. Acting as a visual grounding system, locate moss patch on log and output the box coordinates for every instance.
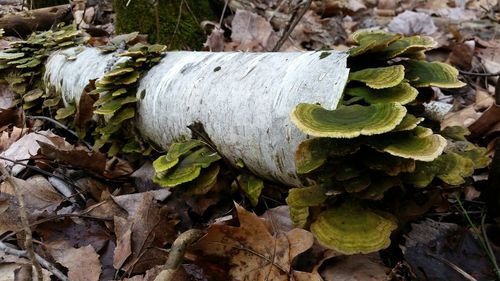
[112,0,218,49]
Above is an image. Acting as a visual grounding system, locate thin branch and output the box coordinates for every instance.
[459,70,500,77]
[26,115,93,149]
[0,241,69,281]
[154,229,204,281]
[0,164,43,281]
[456,195,500,280]
[481,214,500,280]
[426,252,478,281]
[0,155,81,194]
[272,0,312,52]
[219,0,229,26]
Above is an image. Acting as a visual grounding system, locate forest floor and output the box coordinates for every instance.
[0,0,500,280]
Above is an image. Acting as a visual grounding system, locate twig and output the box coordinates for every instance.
[456,195,500,280]
[0,155,81,194]
[154,229,203,281]
[481,214,500,280]
[459,70,500,77]
[153,0,160,43]
[0,241,69,281]
[426,252,478,281]
[219,0,229,26]
[26,115,93,149]
[272,0,312,52]
[0,163,43,281]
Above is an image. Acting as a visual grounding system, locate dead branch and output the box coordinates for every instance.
[154,229,204,281]
[0,163,43,281]
[0,241,69,281]
[0,4,72,36]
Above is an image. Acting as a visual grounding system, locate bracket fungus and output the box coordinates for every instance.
[404,60,466,88]
[290,103,407,138]
[286,30,487,254]
[310,202,397,255]
[344,82,418,105]
[348,65,405,89]
[348,30,401,57]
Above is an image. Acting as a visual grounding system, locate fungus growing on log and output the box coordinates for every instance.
[348,30,401,56]
[344,82,418,105]
[290,103,407,138]
[310,202,397,254]
[348,65,405,89]
[382,35,438,58]
[2,26,489,256]
[404,60,467,88]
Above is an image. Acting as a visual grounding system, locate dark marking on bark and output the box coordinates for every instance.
[319,52,331,60]
[214,66,221,72]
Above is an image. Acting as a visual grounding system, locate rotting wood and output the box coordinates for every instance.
[0,4,72,36]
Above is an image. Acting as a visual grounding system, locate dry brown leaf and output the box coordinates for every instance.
[37,139,107,175]
[441,105,482,129]
[320,253,389,281]
[0,175,64,234]
[388,11,438,35]
[74,82,97,133]
[377,0,398,10]
[0,127,29,152]
[192,204,322,281]
[37,217,111,254]
[0,175,64,215]
[261,205,293,233]
[49,241,102,281]
[0,130,56,175]
[448,41,474,70]
[474,89,495,111]
[0,83,16,109]
[203,25,225,52]
[104,156,134,179]
[112,192,175,274]
[436,8,478,21]
[231,9,278,51]
[404,219,500,280]
[0,108,22,131]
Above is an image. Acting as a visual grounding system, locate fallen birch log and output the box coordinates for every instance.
[44,48,350,185]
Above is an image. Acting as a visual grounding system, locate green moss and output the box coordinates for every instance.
[112,0,218,50]
[32,0,68,9]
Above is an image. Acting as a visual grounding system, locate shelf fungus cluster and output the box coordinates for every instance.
[0,25,83,111]
[287,30,488,254]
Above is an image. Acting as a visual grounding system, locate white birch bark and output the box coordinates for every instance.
[44,48,350,186]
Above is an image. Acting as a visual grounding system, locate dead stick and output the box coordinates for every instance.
[0,241,69,281]
[154,229,204,281]
[0,163,43,281]
[0,4,72,36]
[272,0,312,51]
